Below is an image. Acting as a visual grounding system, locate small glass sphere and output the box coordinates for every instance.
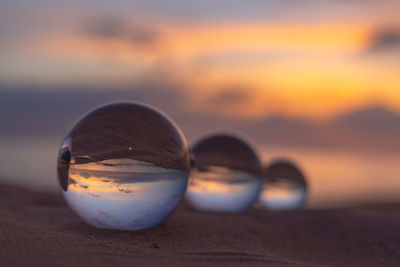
[57,102,190,230]
[186,134,262,212]
[259,160,307,210]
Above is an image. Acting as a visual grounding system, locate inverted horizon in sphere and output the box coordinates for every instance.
[186,134,262,212]
[57,102,190,230]
[259,160,308,210]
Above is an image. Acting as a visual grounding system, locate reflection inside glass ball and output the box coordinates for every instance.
[57,102,190,230]
[186,134,262,212]
[259,160,307,210]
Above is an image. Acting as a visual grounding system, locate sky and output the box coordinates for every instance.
[1,1,400,207]
[1,0,400,120]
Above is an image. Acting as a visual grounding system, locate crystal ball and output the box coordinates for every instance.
[186,134,262,212]
[259,160,307,210]
[57,102,190,230]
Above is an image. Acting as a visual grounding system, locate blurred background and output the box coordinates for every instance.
[0,0,399,208]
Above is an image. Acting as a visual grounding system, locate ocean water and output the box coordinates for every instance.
[259,147,400,208]
[1,136,400,208]
[0,136,60,192]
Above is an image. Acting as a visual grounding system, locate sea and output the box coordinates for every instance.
[0,135,399,209]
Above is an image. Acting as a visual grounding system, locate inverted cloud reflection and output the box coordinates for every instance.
[65,160,188,229]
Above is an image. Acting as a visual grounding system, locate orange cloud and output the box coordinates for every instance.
[7,20,400,119]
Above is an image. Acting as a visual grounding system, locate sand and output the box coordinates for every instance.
[0,184,399,266]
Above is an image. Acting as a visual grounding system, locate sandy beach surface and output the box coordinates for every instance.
[0,184,399,266]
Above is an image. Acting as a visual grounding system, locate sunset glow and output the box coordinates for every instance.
[1,1,399,119]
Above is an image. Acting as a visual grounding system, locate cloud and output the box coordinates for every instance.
[197,86,269,119]
[84,16,127,39]
[333,106,400,131]
[208,88,252,106]
[1,82,400,152]
[365,27,400,54]
[0,81,187,136]
[83,15,159,46]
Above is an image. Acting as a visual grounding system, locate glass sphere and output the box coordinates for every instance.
[259,160,307,210]
[186,134,262,212]
[57,102,190,230]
